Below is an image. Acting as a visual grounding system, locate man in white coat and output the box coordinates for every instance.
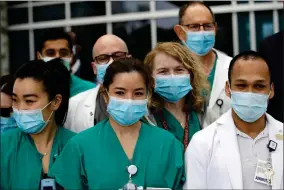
[64,34,130,133]
[174,1,232,127]
[184,51,283,189]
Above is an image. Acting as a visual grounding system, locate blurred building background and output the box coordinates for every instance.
[1,0,283,81]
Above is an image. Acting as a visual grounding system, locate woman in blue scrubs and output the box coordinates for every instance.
[49,58,185,189]
[1,59,75,189]
[144,42,209,150]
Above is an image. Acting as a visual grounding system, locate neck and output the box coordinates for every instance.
[164,98,185,114]
[30,120,57,147]
[196,50,216,75]
[232,110,266,139]
[109,117,141,136]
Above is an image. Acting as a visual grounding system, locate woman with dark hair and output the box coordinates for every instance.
[49,58,184,189]
[1,59,75,189]
[0,74,17,132]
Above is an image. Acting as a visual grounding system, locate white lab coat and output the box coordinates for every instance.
[64,85,100,133]
[203,50,232,128]
[184,109,283,189]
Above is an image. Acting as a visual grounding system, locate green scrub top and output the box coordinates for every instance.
[0,127,75,190]
[154,108,201,145]
[49,119,185,190]
[207,52,218,92]
[70,74,96,97]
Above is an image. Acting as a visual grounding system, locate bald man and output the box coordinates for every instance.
[91,34,130,83]
[64,34,130,133]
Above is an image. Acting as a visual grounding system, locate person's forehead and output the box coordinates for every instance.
[231,59,270,80]
[183,4,214,24]
[0,92,12,108]
[94,41,127,56]
[43,39,70,50]
[13,78,44,95]
[153,52,183,69]
[110,72,146,89]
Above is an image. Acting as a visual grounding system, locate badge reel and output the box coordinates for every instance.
[123,165,138,190]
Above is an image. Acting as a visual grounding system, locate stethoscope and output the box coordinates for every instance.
[216,99,223,109]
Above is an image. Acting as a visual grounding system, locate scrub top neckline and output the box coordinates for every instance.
[107,121,145,164]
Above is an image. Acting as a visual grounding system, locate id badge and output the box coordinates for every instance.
[254,159,273,186]
[41,178,56,190]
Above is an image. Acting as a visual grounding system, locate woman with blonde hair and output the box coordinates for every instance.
[144,42,209,150]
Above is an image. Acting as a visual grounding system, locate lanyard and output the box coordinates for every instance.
[159,110,189,151]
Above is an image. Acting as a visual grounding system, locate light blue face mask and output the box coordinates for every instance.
[95,63,111,83]
[154,74,193,103]
[12,102,53,134]
[182,28,215,56]
[107,95,148,126]
[0,116,17,133]
[230,90,270,123]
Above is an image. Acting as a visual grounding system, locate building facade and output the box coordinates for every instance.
[3,1,284,80]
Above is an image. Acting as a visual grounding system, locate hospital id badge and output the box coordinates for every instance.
[254,159,273,186]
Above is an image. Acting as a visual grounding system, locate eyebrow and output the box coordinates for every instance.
[134,88,145,91]
[23,94,39,98]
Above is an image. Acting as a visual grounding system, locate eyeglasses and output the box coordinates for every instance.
[94,51,128,65]
[183,23,215,32]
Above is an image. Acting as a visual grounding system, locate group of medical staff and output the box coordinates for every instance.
[0,1,283,190]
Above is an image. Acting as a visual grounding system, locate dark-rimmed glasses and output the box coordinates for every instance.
[94,51,128,65]
[183,23,216,32]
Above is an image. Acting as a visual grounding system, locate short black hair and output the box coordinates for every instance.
[228,50,272,84]
[0,75,15,96]
[103,58,152,91]
[15,59,71,126]
[37,29,73,53]
[179,1,215,25]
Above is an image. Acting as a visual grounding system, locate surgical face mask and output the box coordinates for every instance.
[107,95,148,126]
[154,74,193,103]
[12,102,53,134]
[0,116,17,133]
[181,27,215,56]
[230,90,270,123]
[41,55,71,71]
[95,63,111,83]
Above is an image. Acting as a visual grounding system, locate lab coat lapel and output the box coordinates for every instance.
[209,51,228,108]
[267,114,283,189]
[217,110,243,189]
[82,85,100,128]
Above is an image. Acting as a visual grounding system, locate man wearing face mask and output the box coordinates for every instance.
[184,51,283,189]
[37,29,96,97]
[64,34,131,133]
[174,1,232,127]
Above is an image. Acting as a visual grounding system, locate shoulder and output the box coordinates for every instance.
[266,113,284,131]
[72,75,96,87]
[58,127,76,141]
[215,49,232,68]
[1,128,23,143]
[70,119,108,142]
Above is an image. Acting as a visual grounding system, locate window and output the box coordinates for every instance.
[157,17,179,43]
[156,1,179,10]
[33,4,65,22]
[112,1,149,14]
[8,8,28,25]
[279,10,284,30]
[255,11,273,47]
[72,24,106,81]
[8,31,29,73]
[71,1,105,18]
[215,13,233,57]
[113,20,151,61]
[238,12,251,52]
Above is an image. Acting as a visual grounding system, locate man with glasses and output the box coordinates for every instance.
[64,34,130,133]
[37,29,96,97]
[174,1,232,127]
